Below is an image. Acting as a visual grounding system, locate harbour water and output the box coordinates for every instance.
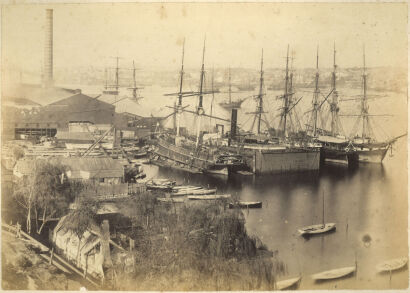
[143,137,407,290]
[62,83,407,289]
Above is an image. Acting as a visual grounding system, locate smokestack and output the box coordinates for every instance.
[43,9,53,87]
[230,108,237,141]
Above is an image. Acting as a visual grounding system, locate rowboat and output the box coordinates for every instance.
[311,266,356,281]
[298,191,336,236]
[188,194,231,200]
[228,201,262,209]
[276,276,302,290]
[174,188,217,196]
[298,223,336,235]
[376,257,408,273]
[157,198,185,203]
[172,185,202,191]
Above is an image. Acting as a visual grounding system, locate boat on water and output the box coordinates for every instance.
[318,46,403,165]
[228,201,262,209]
[311,265,356,281]
[173,188,217,196]
[188,194,231,200]
[222,48,321,175]
[276,276,302,290]
[146,179,176,190]
[298,191,335,236]
[298,223,336,236]
[218,68,247,110]
[172,185,202,191]
[376,257,408,273]
[151,40,246,175]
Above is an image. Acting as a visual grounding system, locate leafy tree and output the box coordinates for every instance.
[13,160,77,234]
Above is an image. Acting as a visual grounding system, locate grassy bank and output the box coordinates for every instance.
[107,192,285,290]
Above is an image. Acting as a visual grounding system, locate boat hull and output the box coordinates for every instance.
[356,147,389,163]
[276,276,301,290]
[298,223,336,235]
[377,257,408,273]
[225,144,321,174]
[228,201,262,209]
[188,194,231,200]
[312,266,356,280]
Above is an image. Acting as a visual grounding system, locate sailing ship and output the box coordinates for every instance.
[219,68,247,110]
[348,49,399,163]
[317,46,404,165]
[127,60,144,103]
[298,191,336,236]
[223,47,321,175]
[150,39,245,175]
[103,57,120,95]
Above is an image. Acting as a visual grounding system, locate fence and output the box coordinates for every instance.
[80,183,147,200]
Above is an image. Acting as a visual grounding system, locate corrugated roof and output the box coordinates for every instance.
[14,157,124,179]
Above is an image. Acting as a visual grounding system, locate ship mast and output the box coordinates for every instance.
[196,38,206,147]
[104,68,108,90]
[115,56,120,94]
[256,49,264,135]
[360,46,371,141]
[330,43,341,137]
[228,67,232,104]
[176,39,185,138]
[281,45,290,138]
[309,46,320,137]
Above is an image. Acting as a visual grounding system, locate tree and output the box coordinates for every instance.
[64,196,99,266]
[13,160,77,234]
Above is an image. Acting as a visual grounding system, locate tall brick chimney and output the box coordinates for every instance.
[43,9,53,87]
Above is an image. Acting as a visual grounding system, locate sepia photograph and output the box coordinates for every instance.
[1,2,408,291]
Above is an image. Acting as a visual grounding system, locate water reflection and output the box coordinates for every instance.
[146,140,407,290]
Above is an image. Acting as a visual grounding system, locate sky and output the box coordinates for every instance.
[2,2,408,75]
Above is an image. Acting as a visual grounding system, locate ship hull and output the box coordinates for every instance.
[226,145,321,174]
[356,148,389,163]
[253,149,321,174]
[151,138,245,174]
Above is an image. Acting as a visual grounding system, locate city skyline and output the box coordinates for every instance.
[2,3,407,77]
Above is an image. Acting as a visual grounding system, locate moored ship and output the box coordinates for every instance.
[150,40,245,175]
[222,47,321,175]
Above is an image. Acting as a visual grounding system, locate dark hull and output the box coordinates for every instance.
[225,145,321,174]
[219,100,244,110]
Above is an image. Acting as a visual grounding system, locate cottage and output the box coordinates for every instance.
[52,218,115,278]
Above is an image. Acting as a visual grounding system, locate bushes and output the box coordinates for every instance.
[110,196,285,290]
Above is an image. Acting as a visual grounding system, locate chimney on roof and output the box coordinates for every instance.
[100,220,113,268]
[43,9,54,88]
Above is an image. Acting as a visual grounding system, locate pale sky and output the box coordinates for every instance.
[2,2,408,74]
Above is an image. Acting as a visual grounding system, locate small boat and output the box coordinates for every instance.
[228,201,262,209]
[376,257,408,273]
[276,276,302,290]
[172,185,202,191]
[157,197,185,203]
[298,223,336,235]
[237,170,254,176]
[188,194,231,200]
[174,188,217,196]
[311,266,356,281]
[298,191,336,236]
